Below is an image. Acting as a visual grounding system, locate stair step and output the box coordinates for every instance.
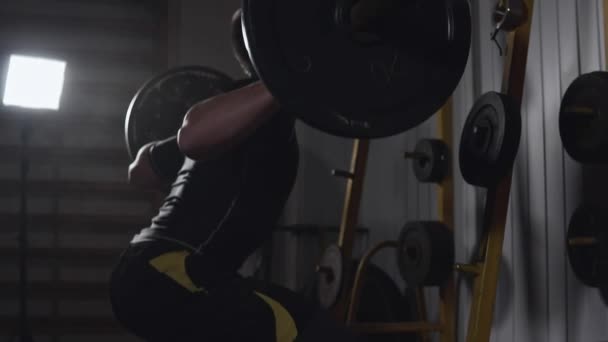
[0,315,123,334]
[0,281,108,300]
[0,180,150,201]
[0,247,123,266]
[0,213,147,234]
[0,146,128,165]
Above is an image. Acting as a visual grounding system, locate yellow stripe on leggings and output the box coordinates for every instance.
[149,251,207,294]
[255,291,298,342]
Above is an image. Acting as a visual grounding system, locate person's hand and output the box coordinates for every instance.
[128,142,164,190]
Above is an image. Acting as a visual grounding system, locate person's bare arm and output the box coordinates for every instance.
[177,81,280,160]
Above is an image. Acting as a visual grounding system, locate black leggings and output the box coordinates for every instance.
[109,241,357,342]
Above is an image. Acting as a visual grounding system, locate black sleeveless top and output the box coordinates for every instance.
[132,80,298,272]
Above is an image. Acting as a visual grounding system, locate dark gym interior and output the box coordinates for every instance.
[0,0,607,341]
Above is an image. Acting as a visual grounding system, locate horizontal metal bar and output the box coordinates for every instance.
[568,237,598,246]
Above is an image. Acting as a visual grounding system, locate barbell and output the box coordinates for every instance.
[125,0,472,157]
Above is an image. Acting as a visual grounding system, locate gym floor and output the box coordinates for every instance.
[0,0,607,341]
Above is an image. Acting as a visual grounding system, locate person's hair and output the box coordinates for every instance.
[231,9,255,77]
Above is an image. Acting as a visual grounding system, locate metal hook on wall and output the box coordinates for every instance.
[490,0,528,56]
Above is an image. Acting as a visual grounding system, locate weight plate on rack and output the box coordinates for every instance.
[356,263,416,342]
[567,205,608,287]
[397,221,454,287]
[125,66,233,159]
[600,285,608,306]
[242,0,471,138]
[459,91,521,187]
[408,139,450,183]
[317,244,345,309]
[308,260,416,341]
[559,71,608,164]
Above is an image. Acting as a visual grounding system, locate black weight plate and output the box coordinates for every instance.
[397,221,454,287]
[317,244,344,309]
[559,71,608,164]
[242,0,471,138]
[125,66,233,159]
[567,205,608,287]
[600,285,608,306]
[308,260,415,342]
[356,263,416,342]
[412,139,449,183]
[459,91,521,187]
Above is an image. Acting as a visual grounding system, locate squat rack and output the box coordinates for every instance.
[328,1,536,341]
[458,1,534,341]
[332,99,456,341]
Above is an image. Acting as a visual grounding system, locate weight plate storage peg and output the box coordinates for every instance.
[241,0,471,138]
[559,71,608,164]
[397,221,454,287]
[317,244,345,309]
[404,139,449,183]
[567,205,608,287]
[125,66,233,159]
[459,91,521,187]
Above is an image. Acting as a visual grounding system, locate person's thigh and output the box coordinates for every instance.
[175,278,358,342]
[110,243,220,340]
[110,242,356,341]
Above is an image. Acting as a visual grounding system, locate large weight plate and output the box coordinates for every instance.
[567,205,608,287]
[397,221,454,287]
[559,71,608,164]
[459,92,521,187]
[242,0,471,138]
[125,66,233,159]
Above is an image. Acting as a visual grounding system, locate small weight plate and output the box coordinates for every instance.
[411,139,449,183]
[397,221,454,287]
[125,66,233,159]
[317,244,345,309]
[459,91,521,187]
[242,0,471,138]
[567,205,608,287]
[559,71,608,164]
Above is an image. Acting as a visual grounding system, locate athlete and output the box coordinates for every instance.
[109,9,356,342]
